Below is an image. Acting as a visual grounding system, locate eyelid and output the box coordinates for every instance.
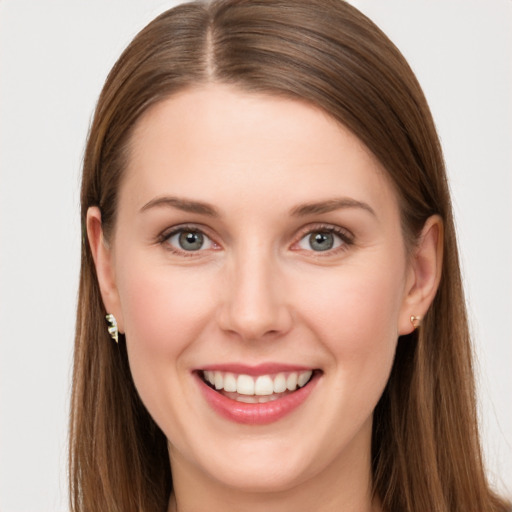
[291,223,354,253]
[155,222,354,256]
[157,223,221,255]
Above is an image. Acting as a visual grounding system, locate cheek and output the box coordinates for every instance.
[304,264,403,330]
[115,256,218,406]
[114,258,220,438]
[296,255,405,379]
[118,261,212,351]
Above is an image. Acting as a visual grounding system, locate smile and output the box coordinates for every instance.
[196,365,321,424]
[202,370,313,403]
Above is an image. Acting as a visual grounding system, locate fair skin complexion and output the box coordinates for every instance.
[88,84,442,512]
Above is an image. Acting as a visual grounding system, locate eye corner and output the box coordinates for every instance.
[291,224,354,256]
[157,224,222,256]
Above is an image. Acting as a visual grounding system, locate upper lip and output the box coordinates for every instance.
[196,363,317,376]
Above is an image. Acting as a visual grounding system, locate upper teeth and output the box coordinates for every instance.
[203,370,313,396]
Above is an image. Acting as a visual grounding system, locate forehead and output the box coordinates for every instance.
[121,84,398,218]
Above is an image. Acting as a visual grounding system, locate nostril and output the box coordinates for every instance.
[215,267,293,340]
[216,302,293,342]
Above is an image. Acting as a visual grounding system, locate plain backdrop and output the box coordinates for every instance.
[0,1,510,510]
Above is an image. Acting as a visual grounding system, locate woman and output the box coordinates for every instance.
[69,1,511,511]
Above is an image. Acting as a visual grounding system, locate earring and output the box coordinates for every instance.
[410,315,421,330]
[105,313,119,343]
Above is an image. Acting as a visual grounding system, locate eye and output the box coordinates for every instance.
[296,228,350,252]
[164,228,216,252]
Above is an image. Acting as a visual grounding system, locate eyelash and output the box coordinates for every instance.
[156,223,354,257]
[156,224,218,257]
[293,224,354,255]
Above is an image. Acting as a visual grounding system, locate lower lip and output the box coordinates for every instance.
[196,372,319,425]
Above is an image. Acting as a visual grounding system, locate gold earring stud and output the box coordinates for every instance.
[410,315,421,330]
[105,313,119,343]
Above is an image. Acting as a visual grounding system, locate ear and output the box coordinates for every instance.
[398,215,443,335]
[86,207,125,333]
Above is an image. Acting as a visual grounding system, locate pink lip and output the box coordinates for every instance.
[198,363,313,376]
[195,370,320,425]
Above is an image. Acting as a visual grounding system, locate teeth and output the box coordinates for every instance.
[297,370,312,388]
[237,395,258,403]
[214,371,223,390]
[274,373,287,393]
[202,369,314,396]
[254,375,274,395]
[223,373,237,392]
[229,394,285,404]
[286,372,298,391]
[237,374,255,395]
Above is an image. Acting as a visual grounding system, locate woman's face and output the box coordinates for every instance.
[97,85,418,495]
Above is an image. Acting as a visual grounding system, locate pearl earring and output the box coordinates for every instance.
[410,315,421,330]
[105,314,119,343]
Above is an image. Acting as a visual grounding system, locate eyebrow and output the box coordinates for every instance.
[139,195,375,218]
[140,196,219,217]
[290,197,376,217]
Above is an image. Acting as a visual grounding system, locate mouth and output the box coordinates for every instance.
[200,369,316,403]
[195,366,321,424]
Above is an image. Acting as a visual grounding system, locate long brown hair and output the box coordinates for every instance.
[70,1,510,510]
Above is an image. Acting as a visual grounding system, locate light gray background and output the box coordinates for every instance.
[0,1,510,510]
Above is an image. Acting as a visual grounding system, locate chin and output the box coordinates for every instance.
[174,427,332,494]
[205,455,313,494]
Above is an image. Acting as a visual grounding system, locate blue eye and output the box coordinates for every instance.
[297,229,346,252]
[166,229,214,252]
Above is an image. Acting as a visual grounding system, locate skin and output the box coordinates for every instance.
[88,84,442,512]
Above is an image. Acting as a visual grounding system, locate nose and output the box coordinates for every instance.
[216,248,293,342]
